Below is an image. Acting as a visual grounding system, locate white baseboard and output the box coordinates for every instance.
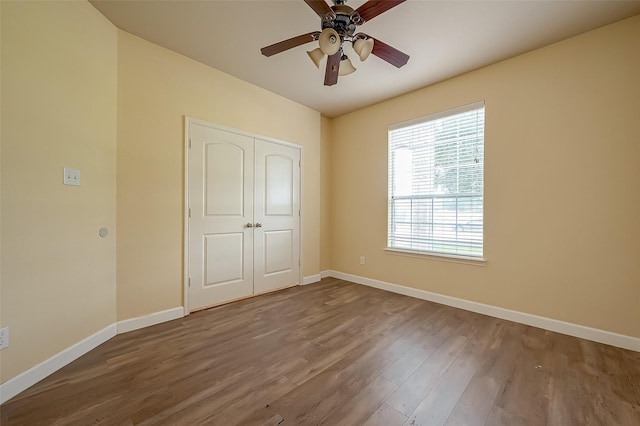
[1,307,186,405]
[322,270,640,353]
[4,271,637,405]
[0,324,117,405]
[302,274,322,285]
[116,307,184,334]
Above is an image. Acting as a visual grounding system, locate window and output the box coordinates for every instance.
[388,101,485,259]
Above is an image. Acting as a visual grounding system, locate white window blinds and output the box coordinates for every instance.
[388,101,485,258]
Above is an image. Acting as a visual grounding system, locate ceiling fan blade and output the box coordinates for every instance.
[261,32,319,57]
[368,36,410,68]
[355,0,406,23]
[304,0,332,17]
[324,52,341,86]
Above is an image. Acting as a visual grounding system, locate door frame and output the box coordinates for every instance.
[183,117,304,315]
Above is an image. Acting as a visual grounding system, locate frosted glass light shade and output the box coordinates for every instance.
[353,37,374,61]
[338,56,356,76]
[318,28,340,55]
[307,48,324,68]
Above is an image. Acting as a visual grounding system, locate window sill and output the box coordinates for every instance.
[384,247,487,267]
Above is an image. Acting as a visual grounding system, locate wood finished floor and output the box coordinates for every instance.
[2,278,640,425]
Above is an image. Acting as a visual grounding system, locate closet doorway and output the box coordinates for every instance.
[185,119,301,311]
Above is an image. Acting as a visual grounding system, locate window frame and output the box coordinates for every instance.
[386,101,486,264]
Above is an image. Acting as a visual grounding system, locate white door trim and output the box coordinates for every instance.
[183,116,304,314]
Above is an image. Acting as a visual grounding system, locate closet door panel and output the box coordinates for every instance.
[188,124,254,311]
[253,139,301,294]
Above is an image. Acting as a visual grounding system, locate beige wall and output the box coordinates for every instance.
[1,1,117,381]
[329,15,640,338]
[1,0,638,394]
[0,0,4,379]
[116,32,322,320]
[320,116,332,271]
[0,1,321,385]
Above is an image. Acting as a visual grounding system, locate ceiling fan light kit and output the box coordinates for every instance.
[319,28,341,55]
[338,55,356,76]
[261,0,410,86]
[353,37,374,61]
[307,48,325,68]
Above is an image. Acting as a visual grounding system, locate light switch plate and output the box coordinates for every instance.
[0,327,8,350]
[64,168,80,186]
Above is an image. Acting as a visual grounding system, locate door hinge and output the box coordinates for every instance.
[188,208,191,218]
[188,277,191,287]
[299,209,301,217]
[298,259,301,266]
[188,138,192,148]
[298,160,301,168]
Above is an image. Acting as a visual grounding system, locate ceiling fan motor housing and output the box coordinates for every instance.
[322,4,359,39]
[260,0,409,86]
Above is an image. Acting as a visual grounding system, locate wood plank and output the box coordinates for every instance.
[363,403,408,426]
[486,406,528,426]
[319,376,398,425]
[444,375,502,425]
[1,278,639,426]
[405,356,477,425]
[493,335,553,424]
[385,334,468,416]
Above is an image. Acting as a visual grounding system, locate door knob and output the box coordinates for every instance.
[246,223,254,228]
[255,223,262,228]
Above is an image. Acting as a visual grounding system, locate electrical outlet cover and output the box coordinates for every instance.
[64,168,81,186]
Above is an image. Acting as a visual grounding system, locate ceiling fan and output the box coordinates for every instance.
[261,0,410,86]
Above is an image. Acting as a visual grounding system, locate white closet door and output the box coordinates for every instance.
[188,124,254,310]
[253,139,301,294]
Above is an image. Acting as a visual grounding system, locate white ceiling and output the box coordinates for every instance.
[91,0,640,118]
